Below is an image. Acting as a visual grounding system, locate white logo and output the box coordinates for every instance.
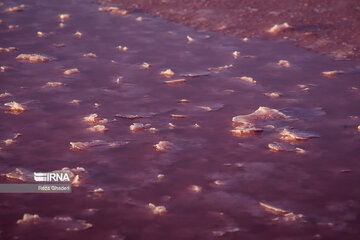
[34,172,71,182]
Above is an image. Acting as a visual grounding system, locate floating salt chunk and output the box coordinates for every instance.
[8,25,19,30]
[168,123,176,129]
[59,23,65,28]
[0,46,18,52]
[280,129,319,143]
[259,202,288,215]
[267,22,292,34]
[242,37,249,42]
[3,168,32,182]
[157,174,165,180]
[4,5,26,13]
[141,62,150,69]
[154,141,173,151]
[130,123,144,132]
[69,140,107,151]
[82,53,97,58]
[149,127,158,133]
[208,64,232,71]
[171,114,185,119]
[98,6,128,16]
[189,185,202,193]
[214,180,225,186]
[74,31,82,38]
[4,101,26,114]
[87,124,108,133]
[358,125,360,132]
[178,99,189,104]
[83,113,108,125]
[160,69,174,78]
[232,107,290,125]
[58,14,70,22]
[1,66,8,72]
[16,53,53,63]
[37,31,46,37]
[17,214,40,225]
[71,175,80,187]
[94,103,100,108]
[182,72,210,77]
[235,163,244,168]
[148,203,167,216]
[196,106,212,111]
[277,60,291,68]
[45,82,64,88]
[272,212,306,223]
[193,123,200,129]
[52,216,93,231]
[91,188,104,194]
[238,76,256,85]
[115,114,142,120]
[265,92,282,98]
[115,76,123,84]
[0,92,11,98]
[231,125,263,137]
[322,70,344,78]
[232,51,240,59]
[164,78,186,85]
[4,138,15,146]
[268,142,305,153]
[64,68,79,75]
[136,16,143,22]
[187,35,195,43]
[69,99,81,104]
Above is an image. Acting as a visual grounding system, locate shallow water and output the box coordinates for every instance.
[0,0,360,239]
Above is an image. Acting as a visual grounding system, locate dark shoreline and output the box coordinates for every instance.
[102,0,360,60]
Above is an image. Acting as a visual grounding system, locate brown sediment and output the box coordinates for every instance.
[102,0,360,60]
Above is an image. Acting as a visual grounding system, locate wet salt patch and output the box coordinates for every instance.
[17,214,40,225]
[259,202,306,223]
[160,69,174,78]
[4,5,26,13]
[195,103,224,112]
[164,78,186,85]
[16,54,53,63]
[58,13,70,22]
[280,129,319,143]
[141,62,150,69]
[69,140,127,151]
[4,101,26,114]
[64,68,79,75]
[87,124,108,133]
[208,64,232,72]
[187,35,195,43]
[232,107,290,126]
[265,92,282,98]
[0,46,18,52]
[3,133,21,146]
[192,123,200,129]
[181,71,210,77]
[236,76,257,85]
[153,141,173,151]
[82,52,97,58]
[52,216,93,231]
[212,226,241,237]
[277,60,291,68]
[267,22,292,34]
[148,203,167,216]
[98,6,128,16]
[44,82,64,88]
[53,43,65,48]
[268,142,305,153]
[0,92,11,98]
[73,31,83,38]
[232,51,240,59]
[259,202,288,214]
[83,113,108,125]
[130,123,145,132]
[115,114,143,120]
[2,168,33,182]
[322,70,344,78]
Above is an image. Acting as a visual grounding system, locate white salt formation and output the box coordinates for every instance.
[58,14,70,22]
[37,31,46,37]
[87,125,108,133]
[232,107,290,125]
[98,6,128,16]
[70,140,105,151]
[45,82,64,88]
[0,92,11,98]
[141,62,150,69]
[322,70,344,78]
[153,141,173,151]
[4,5,26,13]
[0,46,18,52]
[64,68,79,75]
[238,76,256,85]
[8,25,19,30]
[259,202,306,223]
[189,185,202,193]
[130,123,144,132]
[231,125,263,137]
[16,54,53,63]
[115,114,142,120]
[74,31,82,38]
[82,53,97,58]
[268,142,305,153]
[178,99,190,104]
[265,92,282,98]
[83,113,108,125]
[160,69,174,78]
[168,123,176,129]
[233,51,240,59]
[267,23,292,34]
[52,216,93,231]
[187,35,195,43]
[208,64,232,71]
[148,203,167,215]
[4,101,26,114]
[164,79,186,85]
[1,66,9,72]
[2,168,32,182]
[280,129,319,143]
[17,214,40,225]
[69,99,81,104]
[277,60,291,68]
